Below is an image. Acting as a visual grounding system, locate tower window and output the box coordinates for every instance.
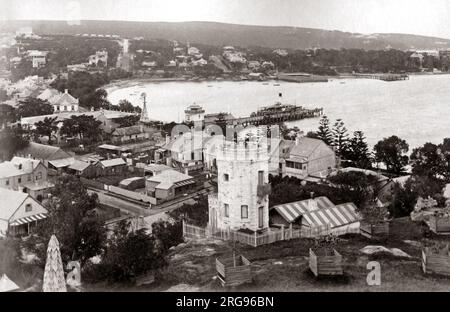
[241,205,248,219]
[224,204,229,217]
[223,173,229,181]
[25,204,32,212]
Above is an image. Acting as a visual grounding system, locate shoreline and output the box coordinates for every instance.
[104,71,450,94]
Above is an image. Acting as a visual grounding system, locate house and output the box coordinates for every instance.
[279,136,336,181]
[37,88,60,102]
[97,158,127,176]
[145,169,195,202]
[48,89,79,113]
[88,50,108,67]
[16,142,72,167]
[0,188,48,237]
[111,125,150,144]
[67,159,96,178]
[273,49,288,57]
[27,50,48,68]
[0,157,53,201]
[248,72,264,81]
[270,196,360,234]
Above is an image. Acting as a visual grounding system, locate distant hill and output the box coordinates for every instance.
[3,20,450,50]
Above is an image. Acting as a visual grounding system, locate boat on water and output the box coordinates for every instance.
[273,83,281,86]
[262,82,269,85]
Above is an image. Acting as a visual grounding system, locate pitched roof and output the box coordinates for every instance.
[288,137,329,159]
[21,110,136,126]
[68,160,91,171]
[147,169,193,190]
[48,157,75,168]
[0,162,23,178]
[49,92,79,106]
[272,196,335,223]
[0,188,28,220]
[112,125,143,136]
[100,158,126,168]
[37,88,60,101]
[16,142,71,160]
[301,202,360,229]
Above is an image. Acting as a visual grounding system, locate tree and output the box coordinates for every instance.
[16,98,53,118]
[118,99,140,113]
[331,119,349,158]
[328,171,378,207]
[34,117,58,145]
[411,139,450,183]
[168,196,209,227]
[151,220,183,251]
[95,221,166,283]
[0,104,17,126]
[83,89,110,110]
[60,115,103,143]
[374,135,409,174]
[114,115,140,128]
[24,175,107,267]
[347,131,372,168]
[0,127,29,161]
[387,175,445,217]
[317,115,333,145]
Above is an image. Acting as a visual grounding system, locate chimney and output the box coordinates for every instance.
[64,89,68,94]
[90,107,94,112]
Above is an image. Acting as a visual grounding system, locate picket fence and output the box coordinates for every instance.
[182,221,359,247]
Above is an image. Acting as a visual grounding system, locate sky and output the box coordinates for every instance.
[2,0,450,39]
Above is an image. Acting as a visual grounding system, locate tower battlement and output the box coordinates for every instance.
[217,140,269,162]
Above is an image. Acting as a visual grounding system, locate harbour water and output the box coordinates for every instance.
[106,74,450,149]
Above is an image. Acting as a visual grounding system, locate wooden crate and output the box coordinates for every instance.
[309,248,343,277]
[422,248,450,277]
[360,221,389,239]
[216,255,252,287]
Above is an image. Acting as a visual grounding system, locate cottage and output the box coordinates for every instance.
[27,50,48,68]
[67,159,96,178]
[98,158,127,176]
[0,188,48,237]
[0,157,53,201]
[16,142,72,167]
[48,89,79,113]
[111,125,150,144]
[88,50,108,66]
[280,136,336,181]
[146,169,195,202]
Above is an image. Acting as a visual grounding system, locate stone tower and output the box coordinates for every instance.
[208,139,270,232]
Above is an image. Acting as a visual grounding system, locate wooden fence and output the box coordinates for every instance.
[182,221,357,247]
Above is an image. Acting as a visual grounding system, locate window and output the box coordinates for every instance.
[258,171,264,185]
[223,174,229,181]
[71,105,75,111]
[224,204,229,217]
[25,204,32,212]
[27,175,31,182]
[5,179,9,186]
[18,164,22,170]
[64,106,67,111]
[241,205,248,219]
[18,177,21,183]
[36,172,42,180]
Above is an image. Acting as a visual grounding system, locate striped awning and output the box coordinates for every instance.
[9,213,47,226]
[272,196,335,223]
[302,203,360,228]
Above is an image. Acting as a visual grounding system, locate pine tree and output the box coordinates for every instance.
[348,131,372,168]
[317,115,333,145]
[332,119,349,158]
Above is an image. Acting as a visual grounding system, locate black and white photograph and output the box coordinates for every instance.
[2,0,450,299]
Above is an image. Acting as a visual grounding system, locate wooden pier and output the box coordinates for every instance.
[352,73,409,82]
[224,107,323,126]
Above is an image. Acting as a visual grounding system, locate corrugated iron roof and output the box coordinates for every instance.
[272,196,335,223]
